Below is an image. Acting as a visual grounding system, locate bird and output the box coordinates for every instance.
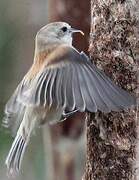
[2,22,136,175]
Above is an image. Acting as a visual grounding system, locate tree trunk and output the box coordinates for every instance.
[83,0,138,179]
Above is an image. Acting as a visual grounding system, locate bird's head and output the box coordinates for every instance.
[36,22,84,51]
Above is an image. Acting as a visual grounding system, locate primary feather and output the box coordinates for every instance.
[18,45,136,112]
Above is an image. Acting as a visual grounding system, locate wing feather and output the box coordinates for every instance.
[76,64,97,112]
[47,69,57,107]
[54,68,63,107]
[81,64,109,112]
[37,72,48,106]
[64,65,75,110]
[83,63,120,111]
[15,46,136,113]
[72,64,85,111]
[87,62,135,108]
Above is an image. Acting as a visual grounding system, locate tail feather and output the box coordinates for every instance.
[5,107,39,175]
[5,135,27,174]
[16,138,25,170]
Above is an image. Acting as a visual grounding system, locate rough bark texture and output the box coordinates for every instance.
[83,0,138,179]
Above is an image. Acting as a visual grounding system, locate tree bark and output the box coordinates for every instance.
[83,0,138,179]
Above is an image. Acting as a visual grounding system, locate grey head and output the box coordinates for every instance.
[36,22,84,51]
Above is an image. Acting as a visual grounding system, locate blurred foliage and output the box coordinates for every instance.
[0,15,18,103]
[0,2,20,179]
[0,0,19,151]
[0,0,46,179]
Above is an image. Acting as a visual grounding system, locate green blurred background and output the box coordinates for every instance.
[0,1,48,179]
[0,0,90,179]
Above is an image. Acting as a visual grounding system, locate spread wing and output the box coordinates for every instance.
[18,46,136,113]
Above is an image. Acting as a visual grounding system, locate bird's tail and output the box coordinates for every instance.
[5,106,37,175]
[5,134,28,175]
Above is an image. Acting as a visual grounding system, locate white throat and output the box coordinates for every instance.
[61,35,73,46]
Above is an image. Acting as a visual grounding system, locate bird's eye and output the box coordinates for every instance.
[61,26,68,32]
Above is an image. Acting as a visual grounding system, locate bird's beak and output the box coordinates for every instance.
[70,28,84,36]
